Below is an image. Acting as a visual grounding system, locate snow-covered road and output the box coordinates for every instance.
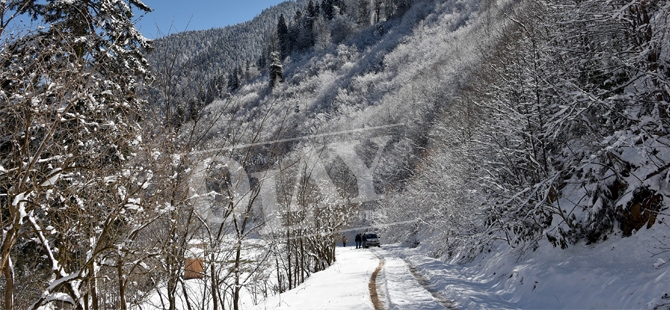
[253,237,670,309]
[254,244,510,310]
[377,245,516,310]
[371,247,455,310]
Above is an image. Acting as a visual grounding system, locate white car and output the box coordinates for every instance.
[363,232,380,247]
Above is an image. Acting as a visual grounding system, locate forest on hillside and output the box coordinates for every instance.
[381,0,670,261]
[1,0,669,309]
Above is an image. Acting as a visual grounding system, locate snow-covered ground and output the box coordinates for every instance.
[140,224,670,309]
[253,245,463,310]
[254,246,379,309]
[253,226,670,309]
[254,245,511,310]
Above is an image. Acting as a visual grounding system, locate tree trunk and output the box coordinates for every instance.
[3,256,14,310]
[167,260,177,310]
[91,263,99,310]
[233,238,243,310]
[117,259,125,310]
[287,229,292,290]
[275,256,283,293]
[181,280,194,310]
[300,236,305,284]
[211,254,218,310]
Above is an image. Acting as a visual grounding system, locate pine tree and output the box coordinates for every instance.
[322,0,335,20]
[358,0,370,26]
[289,10,305,52]
[306,0,318,39]
[245,60,252,81]
[308,0,319,18]
[374,0,384,23]
[337,0,348,15]
[269,52,283,89]
[277,14,290,60]
[228,67,240,92]
[236,67,243,88]
[394,0,411,14]
[258,53,267,70]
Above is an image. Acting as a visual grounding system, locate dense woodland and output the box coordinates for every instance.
[1,0,669,309]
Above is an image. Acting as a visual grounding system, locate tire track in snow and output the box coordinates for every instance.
[372,247,457,309]
[402,258,458,309]
[369,255,386,310]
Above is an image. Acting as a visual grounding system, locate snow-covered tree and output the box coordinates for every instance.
[270,52,283,89]
[0,0,153,308]
[381,0,670,259]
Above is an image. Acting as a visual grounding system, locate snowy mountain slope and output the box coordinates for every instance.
[193,0,494,180]
[144,0,310,114]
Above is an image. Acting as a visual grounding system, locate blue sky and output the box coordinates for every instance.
[136,0,288,38]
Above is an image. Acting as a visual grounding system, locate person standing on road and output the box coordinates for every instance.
[355,233,362,249]
[342,235,347,247]
[362,233,367,248]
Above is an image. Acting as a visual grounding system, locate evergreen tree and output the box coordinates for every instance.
[394,0,411,15]
[269,52,283,89]
[277,13,290,60]
[289,10,304,52]
[236,66,243,86]
[300,2,318,50]
[245,60,252,81]
[322,0,335,20]
[358,0,370,26]
[313,10,332,50]
[374,0,383,23]
[314,1,321,17]
[228,67,240,92]
[337,0,347,15]
[308,0,319,18]
[258,52,267,70]
[306,0,318,32]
